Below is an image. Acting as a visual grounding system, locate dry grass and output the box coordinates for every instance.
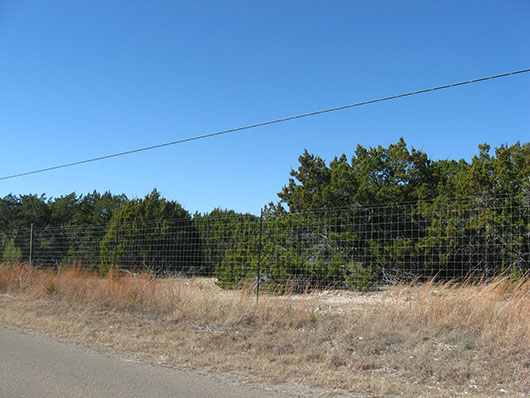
[0,263,528,397]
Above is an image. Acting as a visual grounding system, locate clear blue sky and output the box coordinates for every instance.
[1,0,529,215]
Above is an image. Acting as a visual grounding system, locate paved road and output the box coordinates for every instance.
[0,325,292,398]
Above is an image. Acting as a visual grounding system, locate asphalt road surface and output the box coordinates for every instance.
[0,325,292,398]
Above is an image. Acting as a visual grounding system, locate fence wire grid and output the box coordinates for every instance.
[1,195,529,291]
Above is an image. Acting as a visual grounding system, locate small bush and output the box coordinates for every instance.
[2,239,22,264]
[45,280,56,295]
[345,263,374,292]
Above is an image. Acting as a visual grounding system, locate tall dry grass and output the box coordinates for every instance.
[0,263,315,331]
[391,275,530,348]
[1,263,528,397]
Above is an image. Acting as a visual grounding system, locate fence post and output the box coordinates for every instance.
[29,223,34,265]
[113,221,119,268]
[256,208,264,302]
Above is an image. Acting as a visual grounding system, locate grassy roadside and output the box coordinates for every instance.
[0,264,528,397]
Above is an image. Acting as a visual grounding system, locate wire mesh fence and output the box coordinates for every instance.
[1,195,528,290]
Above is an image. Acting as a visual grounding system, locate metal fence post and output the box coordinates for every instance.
[29,223,34,265]
[256,208,264,302]
[113,221,119,268]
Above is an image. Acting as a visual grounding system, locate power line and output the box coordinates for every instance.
[1,68,529,182]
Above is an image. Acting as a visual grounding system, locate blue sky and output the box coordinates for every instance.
[0,0,529,215]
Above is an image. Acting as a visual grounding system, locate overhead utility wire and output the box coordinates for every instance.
[1,68,529,182]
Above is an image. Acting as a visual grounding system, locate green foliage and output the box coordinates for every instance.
[0,191,127,268]
[194,209,259,276]
[257,140,529,287]
[215,246,256,289]
[276,139,530,212]
[278,138,437,211]
[344,262,374,292]
[45,280,56,295]
[99,189,202,274]
[205,211,260,288]
[2,239,22,264]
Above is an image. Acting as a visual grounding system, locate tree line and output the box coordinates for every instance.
[1,139,529,288]
[216,139,529,288]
